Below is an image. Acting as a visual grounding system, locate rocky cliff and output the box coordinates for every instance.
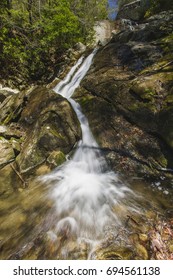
[74,11,173,181]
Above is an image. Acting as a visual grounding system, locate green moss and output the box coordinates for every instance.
[47,151,66,167]
[49,128,65,140]
[130,83,155,101]
[78,95,94,106]
[129,102,156,114]
[157,155,168,168]
[166,94,173,104]
[3,112,14,125]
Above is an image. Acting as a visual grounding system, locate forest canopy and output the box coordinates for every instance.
[0,0,107,83]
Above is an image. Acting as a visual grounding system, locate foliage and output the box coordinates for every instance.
[0,0,107,83]
[145,0,173,17]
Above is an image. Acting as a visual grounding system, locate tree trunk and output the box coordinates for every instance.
[28,0,33,25]
[7,0,12,10]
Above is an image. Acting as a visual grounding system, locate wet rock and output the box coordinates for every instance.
[74,42,86,53]
[18,87,80,173]
[90,244,134,260]
[0,125,22,139]
[0,139,15,169]
[117,0,145,21]
[47,151,66,168]
[139,233,148,242]
[0,86,81,175]
[0,163,24,197]
[0,210,26,231]
[0,90,14,103]
[135,243,148,260]
[74,10,173,179]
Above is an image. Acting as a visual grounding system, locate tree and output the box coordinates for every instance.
[0,0,108,83]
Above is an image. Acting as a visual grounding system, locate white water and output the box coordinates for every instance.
[42,50,137,240]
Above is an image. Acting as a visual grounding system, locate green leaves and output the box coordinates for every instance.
[40,2,81,49]
[0,0,107,82]
[144,0,173,16]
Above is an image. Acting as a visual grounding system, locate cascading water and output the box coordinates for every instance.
[42,50,138,244]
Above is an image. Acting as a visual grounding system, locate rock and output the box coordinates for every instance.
[46,78,61,90]
[0,90,13,103]
[135,243,148,260]
[0,85,19,103]
[10,139,21,155]
[0,138,15,169]
[74,10,173,179]
[0,125,22,139]
[0,85,81,174]
[74,42,86,53]
[117,0,146,21]
[169,245,173,253]
[3,86,82,174]
[47,151,66,168]
[0,164,22,196]
[139,234,148,242]
[90,244,134,260]
[94,20,114,46]
[0,210,26,231]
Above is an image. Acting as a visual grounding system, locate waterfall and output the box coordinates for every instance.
[42,50,137,241]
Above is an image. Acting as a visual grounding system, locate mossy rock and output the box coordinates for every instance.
[47,151,66,167]
[0,139,15,169]
[10,86,81,174]
[91,244,134,260]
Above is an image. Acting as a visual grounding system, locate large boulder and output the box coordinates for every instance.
[116,0,146,21]
[0,86,81,175]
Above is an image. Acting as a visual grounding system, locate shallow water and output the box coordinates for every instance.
[0,176,172,259]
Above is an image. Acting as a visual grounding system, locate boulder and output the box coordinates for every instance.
[116,0,144,21]
[0,86,81,174]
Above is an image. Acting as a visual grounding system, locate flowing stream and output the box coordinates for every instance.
[1,50,173,260]
[42,50,140,243]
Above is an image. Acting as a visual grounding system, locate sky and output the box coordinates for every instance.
[108,0,118,20]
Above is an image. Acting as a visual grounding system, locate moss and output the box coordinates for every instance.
[93,245,134,260]
[49,128,66,140]
[166,94,173,104]
[78,95,94,106]
[161,34,173,53]
[47,151,66,167]
[3,112,14,125]
[130,83,155,102]
[156,155,168,168]
[128,102,156,114]
[135,243,148,260]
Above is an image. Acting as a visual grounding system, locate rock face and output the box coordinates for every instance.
[0,86,81,180]
[94,20,115,46]
[74,11,173,179]
[117,0,146,21]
